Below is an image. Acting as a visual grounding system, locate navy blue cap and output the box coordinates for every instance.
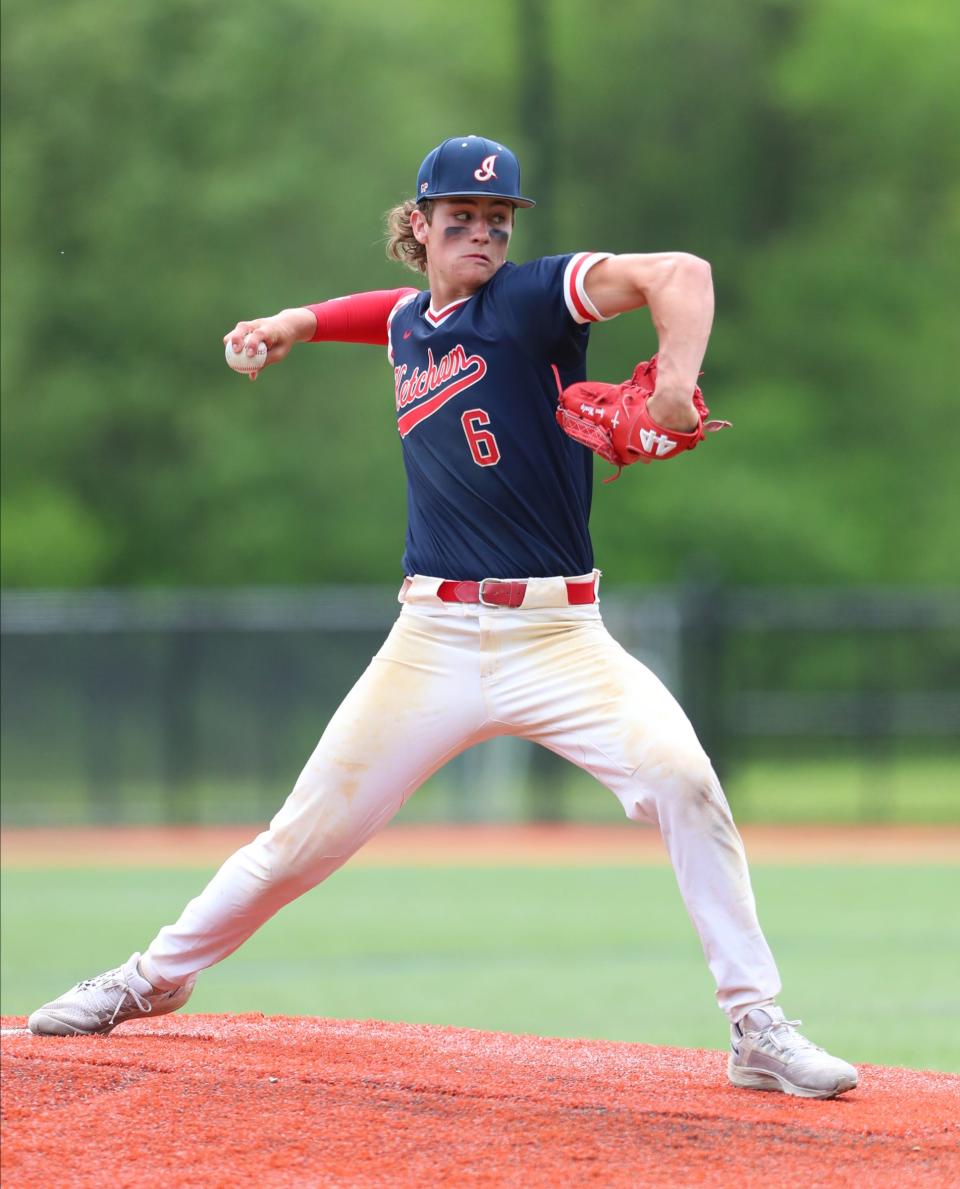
[416,135,536,208]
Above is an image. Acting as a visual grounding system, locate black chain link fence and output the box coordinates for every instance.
[2,586,958,826]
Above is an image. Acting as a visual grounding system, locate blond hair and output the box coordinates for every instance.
[384,199,435,274]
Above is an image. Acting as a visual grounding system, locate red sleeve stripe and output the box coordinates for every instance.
[563,252,615,324]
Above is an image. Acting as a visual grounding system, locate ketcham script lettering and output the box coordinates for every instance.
[395,345,488,438]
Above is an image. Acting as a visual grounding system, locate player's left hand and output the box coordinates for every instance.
[555,355,731,481]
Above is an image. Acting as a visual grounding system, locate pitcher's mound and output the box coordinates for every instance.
[2,1014,957,1186]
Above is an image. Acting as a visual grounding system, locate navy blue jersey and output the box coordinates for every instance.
[387,252,615,580]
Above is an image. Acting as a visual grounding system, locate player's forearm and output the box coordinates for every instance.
[283,307,323,343]
[581,252,713,430]
[644,255,714,430]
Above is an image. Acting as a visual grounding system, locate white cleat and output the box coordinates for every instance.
[728,1005,859,1099]
[28,952,195,1037]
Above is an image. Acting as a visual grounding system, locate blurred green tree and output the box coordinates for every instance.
[2,0,956,587]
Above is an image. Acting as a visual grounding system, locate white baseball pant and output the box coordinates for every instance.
[141,573,781,1020]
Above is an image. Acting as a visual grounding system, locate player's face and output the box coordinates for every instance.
[417,197,514,293]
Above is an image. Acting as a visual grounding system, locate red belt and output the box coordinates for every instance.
[435,577,597,608]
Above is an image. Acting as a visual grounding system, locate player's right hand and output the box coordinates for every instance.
[223,309,316,381]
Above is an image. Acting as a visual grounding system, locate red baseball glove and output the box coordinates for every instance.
[556,355,731,481]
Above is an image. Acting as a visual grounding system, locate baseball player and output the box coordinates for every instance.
[29,136,857,1099]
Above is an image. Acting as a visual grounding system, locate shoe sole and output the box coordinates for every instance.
[28,1013,116,1037]
[727,1055,858,1099]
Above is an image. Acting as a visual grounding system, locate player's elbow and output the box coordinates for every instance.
[674,253,712,294]
[651,254,714,324]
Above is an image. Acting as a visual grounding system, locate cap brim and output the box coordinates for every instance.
[417,190,536,209]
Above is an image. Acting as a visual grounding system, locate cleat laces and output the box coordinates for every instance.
[76,965,154,1024]
[744,1016,823,1061]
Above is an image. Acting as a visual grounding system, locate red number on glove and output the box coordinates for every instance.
[461,408,501,467]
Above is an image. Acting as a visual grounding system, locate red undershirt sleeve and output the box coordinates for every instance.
[306,289,420,346]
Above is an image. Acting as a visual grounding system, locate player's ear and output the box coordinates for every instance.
[410,207,430,245]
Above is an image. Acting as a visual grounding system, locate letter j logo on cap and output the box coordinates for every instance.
[473,155,498,182]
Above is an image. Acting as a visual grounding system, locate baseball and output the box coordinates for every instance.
[225,336,268,373]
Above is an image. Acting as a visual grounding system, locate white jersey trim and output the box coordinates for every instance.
[563,252,617,324]
[425,297,470,327]
[386,290,419,364]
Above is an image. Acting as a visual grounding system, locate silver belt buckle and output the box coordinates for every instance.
[478,577,499,607]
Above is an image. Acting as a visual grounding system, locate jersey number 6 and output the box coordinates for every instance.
[461,408,501,467]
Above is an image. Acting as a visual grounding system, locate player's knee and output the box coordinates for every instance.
[621,749,728,826]
[261,820,353,883]
[669,764,734,832]
[258,775,369,879]
[262,782,400,885]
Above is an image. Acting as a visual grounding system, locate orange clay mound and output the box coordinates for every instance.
[2,1014,958,1187]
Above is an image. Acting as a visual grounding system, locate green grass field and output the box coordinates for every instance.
[3,862,958,1072]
